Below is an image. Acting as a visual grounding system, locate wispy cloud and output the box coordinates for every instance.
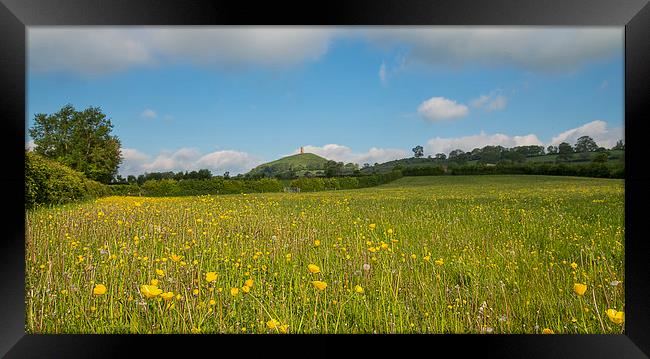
[378,62,387,85]
[140,109,157,119]
[471,92,508,112]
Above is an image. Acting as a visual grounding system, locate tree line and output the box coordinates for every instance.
[408,136,624,165]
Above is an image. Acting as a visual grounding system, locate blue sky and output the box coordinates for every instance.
[27,27,624,175]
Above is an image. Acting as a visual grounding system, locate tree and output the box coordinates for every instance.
[325,160,344,177]
[29,104,122,183]
[557,142,574,161]
[574,136,598,153]
[547,145,558,154]
[612,139,625,150]
[434,153,447,160]
[412,145,424,158]
[448,149,468,164]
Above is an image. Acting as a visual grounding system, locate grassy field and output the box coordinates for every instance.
[25,175,625,334]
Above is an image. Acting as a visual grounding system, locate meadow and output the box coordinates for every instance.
[25,175,625,334]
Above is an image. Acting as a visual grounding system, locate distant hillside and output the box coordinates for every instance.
[361,150,625,174]
[246,153,330,179]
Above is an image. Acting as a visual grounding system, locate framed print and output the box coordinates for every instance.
[1,0,649,357]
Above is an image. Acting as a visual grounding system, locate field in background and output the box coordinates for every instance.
[25,175,625,334]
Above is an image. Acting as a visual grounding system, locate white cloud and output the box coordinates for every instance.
[29,27,336,75]
[28,28,152,75]
[141,109,157,119]
[119,147,263,176]
[425,131,543,155]
[418,97,469,122]
[550,120,623,148]
[196,150,263,174]
[379,62,387,85]
[25,140,36,151]
[471,92,507,112]
[362,27,622,72]
[292,144,408,165]
[29,27,621,76]
[424,120,623,155]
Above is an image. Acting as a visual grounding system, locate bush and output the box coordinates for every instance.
[289,171,402,192]
[25,151,109,209]
[108,183,142,196]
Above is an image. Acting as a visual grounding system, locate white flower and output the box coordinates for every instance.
[363,263,371,271]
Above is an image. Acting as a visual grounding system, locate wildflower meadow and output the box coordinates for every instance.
[26,175,625,334]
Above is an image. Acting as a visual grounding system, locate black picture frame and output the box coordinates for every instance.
[1,0,649,357]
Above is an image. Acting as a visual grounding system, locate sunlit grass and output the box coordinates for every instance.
[25,175,625,334]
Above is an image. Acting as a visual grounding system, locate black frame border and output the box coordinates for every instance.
[1,0,649,357]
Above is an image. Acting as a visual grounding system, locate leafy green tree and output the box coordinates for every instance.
[29,104,122,183]
[574,136,599,153]
[546,145,558,154]
[412,145,424,158]
[557,142,574,161]
[612,139,625,150]
[434,153,447,160]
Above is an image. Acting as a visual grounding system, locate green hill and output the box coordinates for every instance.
[246,153,330,178]
[361,150,625,174]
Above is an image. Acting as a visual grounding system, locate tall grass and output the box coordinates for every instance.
[25,175,624,334]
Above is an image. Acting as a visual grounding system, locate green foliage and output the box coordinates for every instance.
[289,171,402,192]
[25,151,109,209]
[402,166,445,176]
[443,162,624,179]
[29,104,122,183]
[132,177,284,197]
[107,184,142,196]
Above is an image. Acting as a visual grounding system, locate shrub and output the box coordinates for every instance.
[25,151,109,209]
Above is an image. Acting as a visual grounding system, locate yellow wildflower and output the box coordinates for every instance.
[570,262,578,270]
[205,272,218,282]
[242,285,250,294]
[92,284,107,296]
[314,240,321,247]
[230,287,239,296]
[266,319,279,330]
[542,328,554,334]
[140,285,163,298]
[606,309,624,324]
[573,283,587,296]
[354,285,364,294]
[312,281,327,291]
[435,258,444,266]
[155,269,165,277]
[308,264,321,274]
[160,292,174,301]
